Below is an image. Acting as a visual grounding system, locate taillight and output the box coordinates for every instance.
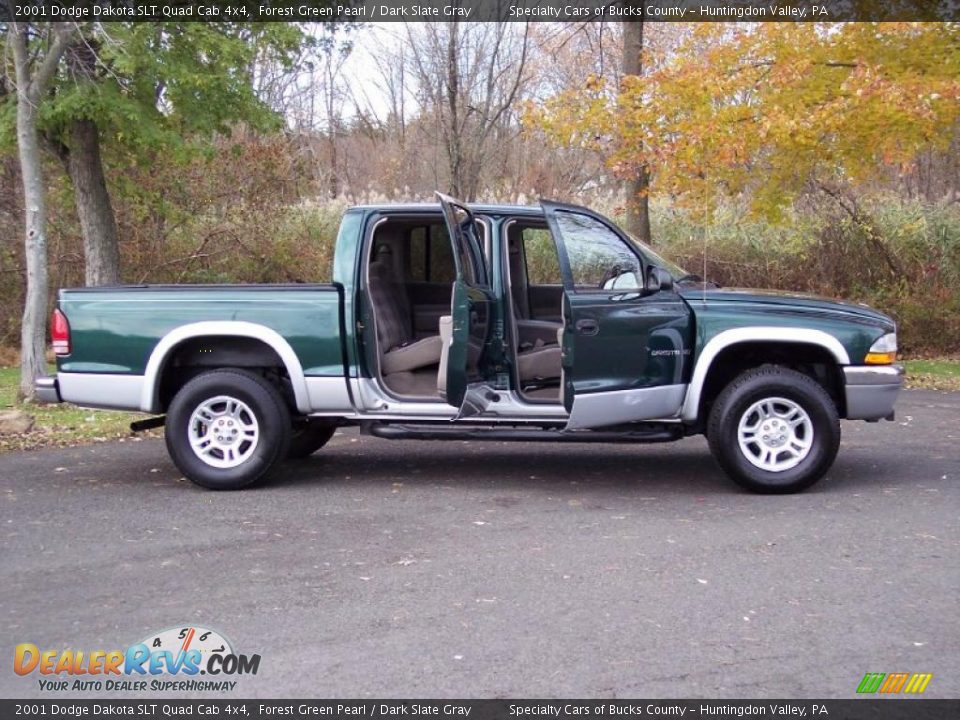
[51,308,70,356]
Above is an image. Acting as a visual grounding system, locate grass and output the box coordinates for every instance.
[0,367,157,454]
[0,359,957,454]
[902,358,960,392]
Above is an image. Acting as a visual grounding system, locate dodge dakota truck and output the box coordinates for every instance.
[36,194,903,493]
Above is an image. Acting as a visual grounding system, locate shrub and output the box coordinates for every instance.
[650,195,960,355]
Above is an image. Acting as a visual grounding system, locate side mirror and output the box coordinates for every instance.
[645,266,674,294]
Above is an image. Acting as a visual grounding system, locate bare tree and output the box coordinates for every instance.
[351,34,410,152]
[404,21,531,200]
[9,22,75,400]
[317,38,351,198]
[268,28,353,198]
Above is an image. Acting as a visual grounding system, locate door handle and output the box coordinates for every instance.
[575,319,599,336]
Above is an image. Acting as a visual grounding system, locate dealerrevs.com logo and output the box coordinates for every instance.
[14,626,260,693]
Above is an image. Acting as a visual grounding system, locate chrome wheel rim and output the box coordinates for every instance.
[187,395,260,469]
[737,396,813,473]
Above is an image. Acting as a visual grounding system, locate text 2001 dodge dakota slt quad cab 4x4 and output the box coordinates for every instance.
[36,194,903,493]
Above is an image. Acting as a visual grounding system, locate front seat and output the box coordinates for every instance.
[505,236,562,382]
[517,340,562,382]
[368,251,443,375]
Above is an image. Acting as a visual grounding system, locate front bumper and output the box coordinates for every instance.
[35,375,62,404]
[843,364,904,421]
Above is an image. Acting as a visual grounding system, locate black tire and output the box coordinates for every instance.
[287,422,337,459]
[706,365,841,494]
[165,369,291,490]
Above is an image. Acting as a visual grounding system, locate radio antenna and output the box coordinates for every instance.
[702,179,709,303]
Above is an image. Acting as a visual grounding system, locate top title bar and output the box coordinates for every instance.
[2,0,958,22]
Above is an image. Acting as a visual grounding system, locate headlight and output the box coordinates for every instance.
[864,332,897,365]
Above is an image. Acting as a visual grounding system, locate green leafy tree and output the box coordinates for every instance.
[3,20,344,398]
[30,22,311,286]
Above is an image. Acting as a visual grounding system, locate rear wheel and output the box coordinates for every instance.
[707,365,840,494]
[166,369,291,490]
[287,422,337,459]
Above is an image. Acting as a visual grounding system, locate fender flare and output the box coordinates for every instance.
[680,327,850,423]
[140,321,311,414]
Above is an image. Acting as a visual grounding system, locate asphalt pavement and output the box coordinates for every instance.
[1,390,957,699]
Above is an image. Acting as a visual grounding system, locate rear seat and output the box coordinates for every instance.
[368,249,443,376]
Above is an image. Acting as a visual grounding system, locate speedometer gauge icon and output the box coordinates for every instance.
[139,625,233,666]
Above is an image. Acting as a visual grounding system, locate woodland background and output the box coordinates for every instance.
[1,20,958,382]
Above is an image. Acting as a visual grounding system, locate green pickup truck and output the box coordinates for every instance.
[36,194,903,493]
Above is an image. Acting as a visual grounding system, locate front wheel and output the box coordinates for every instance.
[707,365,841,494]
[166,369,291,490]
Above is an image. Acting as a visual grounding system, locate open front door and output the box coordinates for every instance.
[541,200,693,430]
[436,192,494,416]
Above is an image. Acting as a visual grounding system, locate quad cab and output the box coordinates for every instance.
[37,194,903,493]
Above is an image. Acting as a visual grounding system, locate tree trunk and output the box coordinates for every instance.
[625,174,652,243]
[327,132,339,199]
[15,82,49,400]
[11,23,74,401]
[65,119,121,286]
[622,16,652,244]
[445,22,464,198]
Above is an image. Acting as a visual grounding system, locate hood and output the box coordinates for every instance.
[678,286,895,328]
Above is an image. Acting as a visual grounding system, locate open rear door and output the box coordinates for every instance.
[436,192,494,417]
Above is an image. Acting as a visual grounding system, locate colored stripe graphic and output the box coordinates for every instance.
[857,672,932,694]
[879,672,909,693]
[857,673,885,693]
[904,673,933,694]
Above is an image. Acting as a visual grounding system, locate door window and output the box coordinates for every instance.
[555,211,643,291]
[521,227,563,285]
[408,224,456,283]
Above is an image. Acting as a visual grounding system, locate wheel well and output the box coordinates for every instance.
[156,337,296,412]
[698,341,845,420]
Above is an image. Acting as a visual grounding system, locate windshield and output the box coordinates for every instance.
[623,231,689,280]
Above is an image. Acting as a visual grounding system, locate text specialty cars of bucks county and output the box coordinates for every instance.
[37,194,903,493]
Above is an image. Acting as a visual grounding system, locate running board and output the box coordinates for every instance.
[363,422,682,444]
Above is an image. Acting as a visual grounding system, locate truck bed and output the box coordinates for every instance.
[55,284,347,412]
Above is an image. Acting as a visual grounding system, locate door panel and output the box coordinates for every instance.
[437,193,493,412]
[541,200,694,428]
[445,281,490,411]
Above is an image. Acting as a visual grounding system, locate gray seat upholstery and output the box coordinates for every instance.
[517,340,562,382]
[381,335,444,375]
[368,256,443,376]
[517,319,562,348]
[512,301,562,383]
[506,227,563,383]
